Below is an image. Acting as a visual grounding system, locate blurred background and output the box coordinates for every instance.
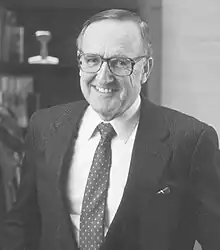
[0,1,219,249]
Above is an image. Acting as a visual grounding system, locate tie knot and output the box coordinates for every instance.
[97,122,116,141]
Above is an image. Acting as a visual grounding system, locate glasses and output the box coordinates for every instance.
[77,51,147,76]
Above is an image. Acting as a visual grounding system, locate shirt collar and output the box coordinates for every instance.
[82,95,141,143]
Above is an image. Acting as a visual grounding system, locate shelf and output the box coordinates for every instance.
[3,0,137,11]
[0,62,78,76]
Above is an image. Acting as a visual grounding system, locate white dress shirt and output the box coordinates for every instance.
[67,96,141,242]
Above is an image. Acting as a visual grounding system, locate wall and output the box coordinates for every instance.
[162,0,220,138]
[138,0,162,104]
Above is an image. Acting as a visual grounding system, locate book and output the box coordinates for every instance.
[0,75,34,127]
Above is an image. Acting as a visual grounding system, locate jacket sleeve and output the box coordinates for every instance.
[191,126,220,249]
[0,113,41,250]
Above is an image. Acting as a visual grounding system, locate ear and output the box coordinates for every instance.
[141,57,154,84]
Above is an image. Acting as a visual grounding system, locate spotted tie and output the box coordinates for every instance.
[79,122,116,250]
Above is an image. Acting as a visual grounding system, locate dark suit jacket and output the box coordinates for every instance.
[1,97,220,250]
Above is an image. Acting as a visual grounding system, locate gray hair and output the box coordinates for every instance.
[76,9,153,57]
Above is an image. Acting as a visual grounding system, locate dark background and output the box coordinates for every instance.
[0,0,137,109]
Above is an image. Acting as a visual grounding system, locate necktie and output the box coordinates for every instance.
[79,122,116,250]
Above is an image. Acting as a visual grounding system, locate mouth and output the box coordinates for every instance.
[92,85,118,94]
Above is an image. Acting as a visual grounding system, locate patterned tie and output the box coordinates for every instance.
[79,122,116,250]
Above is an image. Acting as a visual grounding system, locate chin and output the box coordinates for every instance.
[91,98,123,118]
[93,106,116,121]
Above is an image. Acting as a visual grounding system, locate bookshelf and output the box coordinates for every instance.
[0,4,97,119]
[0,62,76,76]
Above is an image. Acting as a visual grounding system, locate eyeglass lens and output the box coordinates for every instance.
[79,54,133,76]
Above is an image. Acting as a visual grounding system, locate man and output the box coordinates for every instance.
[1,8,220,250]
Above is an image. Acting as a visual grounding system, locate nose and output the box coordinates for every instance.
[96,61,114,84]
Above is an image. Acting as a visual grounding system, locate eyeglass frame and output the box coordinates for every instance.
[77,50,148,76]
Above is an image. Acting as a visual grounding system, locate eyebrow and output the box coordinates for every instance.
[79,48,130,58]
[83,52,131,59]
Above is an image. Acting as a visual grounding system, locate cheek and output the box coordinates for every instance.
[80,74,94,92]
[127,75,141,94]
[80,72,94,84]
[130,70,143,90]
[119,75,142,104]
[80,79,91,100]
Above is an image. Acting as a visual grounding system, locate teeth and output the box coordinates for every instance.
[95,86,114,93]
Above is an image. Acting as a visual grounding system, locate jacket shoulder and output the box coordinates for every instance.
[31,100,87,125]
[158,104,209,132]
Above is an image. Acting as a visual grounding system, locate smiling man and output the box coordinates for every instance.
[1,9,220,250]
[77,18,148,121]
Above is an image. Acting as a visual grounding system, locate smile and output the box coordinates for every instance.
[94,86,117,93]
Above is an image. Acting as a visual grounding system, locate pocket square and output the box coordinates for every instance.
[157,186,171,195]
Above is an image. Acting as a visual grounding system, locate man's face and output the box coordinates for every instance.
[79,20,146,121]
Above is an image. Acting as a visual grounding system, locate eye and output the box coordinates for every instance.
[117,59,127,66]
[84,56,100,66]
[112,58,130,68]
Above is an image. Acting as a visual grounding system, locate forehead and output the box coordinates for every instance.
[81,20,142,57]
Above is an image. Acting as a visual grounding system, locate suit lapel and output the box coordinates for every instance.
[45,101,88,188]
[44,101,88,250]
[103,99,172,250]
[128,99,172,194]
